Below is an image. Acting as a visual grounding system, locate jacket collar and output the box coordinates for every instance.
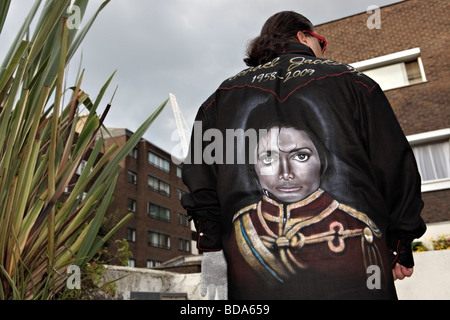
[261,188,329,219]
[278,42,316,57]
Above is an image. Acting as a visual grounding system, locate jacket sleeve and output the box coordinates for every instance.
[363,84,426,268]
[181,101,222,252]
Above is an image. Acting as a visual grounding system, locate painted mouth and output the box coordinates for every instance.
[276,186,302,192]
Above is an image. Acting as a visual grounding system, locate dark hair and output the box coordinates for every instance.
[244,11,314,67]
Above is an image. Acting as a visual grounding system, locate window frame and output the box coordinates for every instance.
[148,175,170,196]
[148,151,170,173]
[147,259,161,268]
[350,47,427,91]
[148,202,171,222]
[126,227,136,242]
[127,198,137,213]
[128,258,136,267]
[128,170,137,185]
[148,230,171,249]
[407,128,450,192]
[177,238,191,252]
[129,147,138,159]
[76,159,88,175]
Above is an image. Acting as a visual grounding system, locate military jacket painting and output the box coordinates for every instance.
[181,42,426,300]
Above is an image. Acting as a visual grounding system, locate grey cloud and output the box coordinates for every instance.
[1,0,403,152]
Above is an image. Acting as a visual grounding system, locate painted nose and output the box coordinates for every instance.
[279,158,294,180]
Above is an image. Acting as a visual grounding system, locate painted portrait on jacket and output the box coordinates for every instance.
[227,103,388,299]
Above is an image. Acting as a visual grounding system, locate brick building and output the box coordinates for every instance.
[101,128,192,268]
[315,0,449,224]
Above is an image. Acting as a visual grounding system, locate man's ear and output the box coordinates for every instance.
[296,31,309,45]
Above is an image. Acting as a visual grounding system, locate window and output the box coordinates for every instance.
[128,170,137,185]
[148,203,170,222]
[178,238,191,252]
[76,160,88,175]
[129,147,138,159]
[177,188,187,200]
[128,258,136,268]
[350,48,426,91]
[148,151,170,172]
[78,192,87,201]
[177,166,182,178]
[159,179,170,196]
[413,140,449,181]
[148,176,170,196]
[126,228,136,242]
[127,198,137,213]
[178,212,190,227]
[407,128,450,192]
[147,259,161,268]
[148,231,171,249]
[177,189,189,201]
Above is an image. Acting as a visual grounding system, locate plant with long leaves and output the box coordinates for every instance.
[0,0,167,299]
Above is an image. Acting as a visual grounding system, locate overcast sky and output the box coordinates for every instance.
[1,0,402,158]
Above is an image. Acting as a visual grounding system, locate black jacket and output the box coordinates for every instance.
[181,42,426,299]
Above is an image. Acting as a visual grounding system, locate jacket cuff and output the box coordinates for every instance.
[388,238,414,268]
[194,220,222,252]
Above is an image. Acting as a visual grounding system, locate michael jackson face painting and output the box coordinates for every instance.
[254,126,321,203]
[228,112,389,299]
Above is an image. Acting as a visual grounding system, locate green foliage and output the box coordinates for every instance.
[0,1,167,299]
[412,241,427,252]
[412,234,450,252]
[58,238,132,300]
[432,235,450,251]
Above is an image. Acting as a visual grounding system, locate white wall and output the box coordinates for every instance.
[414,221,450,250]
[104,265,206,300]
[395,250,450,300]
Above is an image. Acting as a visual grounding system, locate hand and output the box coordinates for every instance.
[200,250,228,300]
[392,263,414,280]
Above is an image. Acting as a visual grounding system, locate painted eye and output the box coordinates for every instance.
[259,152,278,165]
[261,156,275,165]
[294,153,309,162]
